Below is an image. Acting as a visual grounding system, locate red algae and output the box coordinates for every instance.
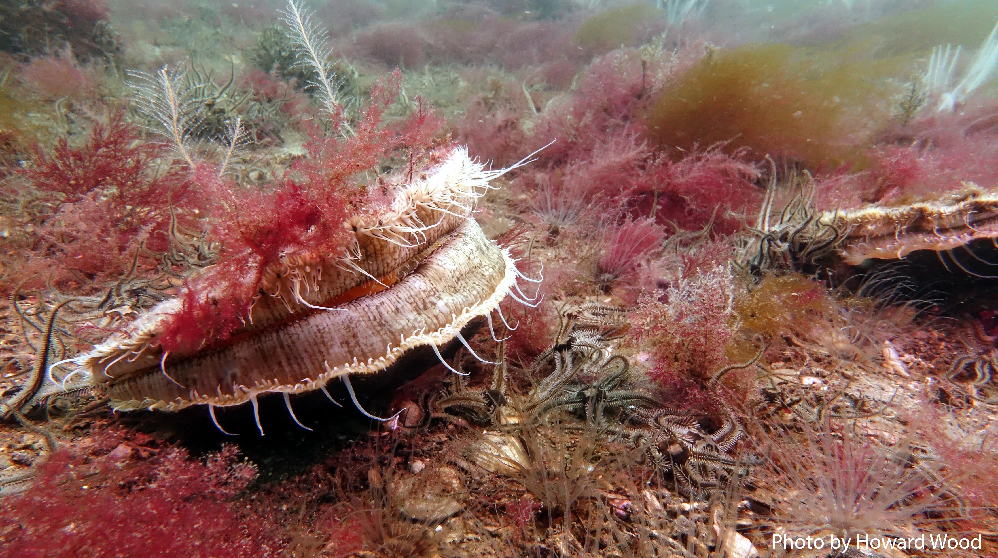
[18,51,100,102]
[630,260,736,388]
[0,426,279,558]
[597,217,666,289]
[11,112,194,289]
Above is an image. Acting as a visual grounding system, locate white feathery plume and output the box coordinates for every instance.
[128,64,202,169]
[924,44,961,96]
[660,0,708,26]
[280,0,342,119]
[937,19,998,112]
[218,116,249,179]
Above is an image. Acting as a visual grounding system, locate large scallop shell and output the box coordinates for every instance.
[822,189,998,265]
[71,146,532,413]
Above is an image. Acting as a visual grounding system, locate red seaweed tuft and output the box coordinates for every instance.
[0,426,279,557]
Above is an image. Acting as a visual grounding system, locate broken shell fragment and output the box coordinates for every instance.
[71,147,528,412]
[467,431,531,476]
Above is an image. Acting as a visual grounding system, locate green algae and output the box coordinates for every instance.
[644,42,895,170]
[575,4,665,53]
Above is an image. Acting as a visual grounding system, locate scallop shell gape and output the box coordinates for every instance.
[74,147,529,412]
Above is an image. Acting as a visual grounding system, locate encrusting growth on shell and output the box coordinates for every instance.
[63,147,534,413]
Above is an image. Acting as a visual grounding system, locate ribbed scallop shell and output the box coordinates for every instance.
[821,189,998,264]
[74,147,523,411]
